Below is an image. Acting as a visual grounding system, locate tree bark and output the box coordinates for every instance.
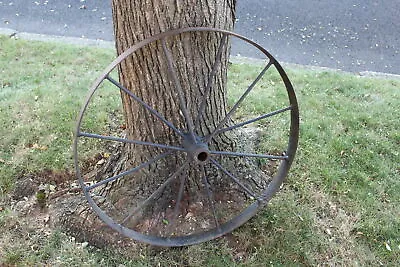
[53,1,277,245]
[108,0,237,215]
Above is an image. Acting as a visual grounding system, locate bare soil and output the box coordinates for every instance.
[1,125,279,254]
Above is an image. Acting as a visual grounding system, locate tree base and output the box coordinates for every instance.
[52,194,139,253]
[67,125,274,241]
[4,126,276,249]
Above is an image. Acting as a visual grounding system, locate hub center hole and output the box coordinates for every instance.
[197,151,208,162]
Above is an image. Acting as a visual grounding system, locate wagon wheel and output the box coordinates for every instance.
[74,27,299,247]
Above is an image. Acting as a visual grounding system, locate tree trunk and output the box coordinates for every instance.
[107,0,237,222]
[53,1,278,246]
[50,0,297,248]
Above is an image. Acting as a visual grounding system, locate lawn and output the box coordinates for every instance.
[0,35,399,266]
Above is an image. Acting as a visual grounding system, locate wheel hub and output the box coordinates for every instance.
[182,134,210,164]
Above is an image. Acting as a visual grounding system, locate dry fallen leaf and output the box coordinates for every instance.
[30,143,48,151]
[96,158,106,165]
[44,215,50,224]
[384,242,392,252]
[325,228,332,236]
[185,212,194,220]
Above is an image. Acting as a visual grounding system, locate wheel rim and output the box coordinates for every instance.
[73,27,299,247]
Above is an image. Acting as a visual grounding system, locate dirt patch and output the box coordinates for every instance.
[12,169,74,194]
[2,124,282,257]
[1,167,140,260]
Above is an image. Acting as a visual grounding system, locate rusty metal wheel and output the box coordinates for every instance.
[74,27,299,247]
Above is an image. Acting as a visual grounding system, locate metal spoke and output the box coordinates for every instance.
[85,151,173,191]
[213,106,292,136]
[161,38,196,142]
[169,170,187,227]
[206,60,273,143]
[201,165,220,229]
[79,132,185,152]
[210,157,258,199]
[105,75,184,137]
[194,34,227,130]
[210,150,288,160]
[121,160,190,225]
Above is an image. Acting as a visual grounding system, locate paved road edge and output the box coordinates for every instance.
[0,27,114,49]
[1,27,399,80]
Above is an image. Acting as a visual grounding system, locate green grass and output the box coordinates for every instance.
[0,36,119,196]
[0,36,399,265]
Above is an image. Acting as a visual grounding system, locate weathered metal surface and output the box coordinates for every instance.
[73,27,299,247]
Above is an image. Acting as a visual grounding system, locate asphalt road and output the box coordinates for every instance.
[1,0,399,74]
